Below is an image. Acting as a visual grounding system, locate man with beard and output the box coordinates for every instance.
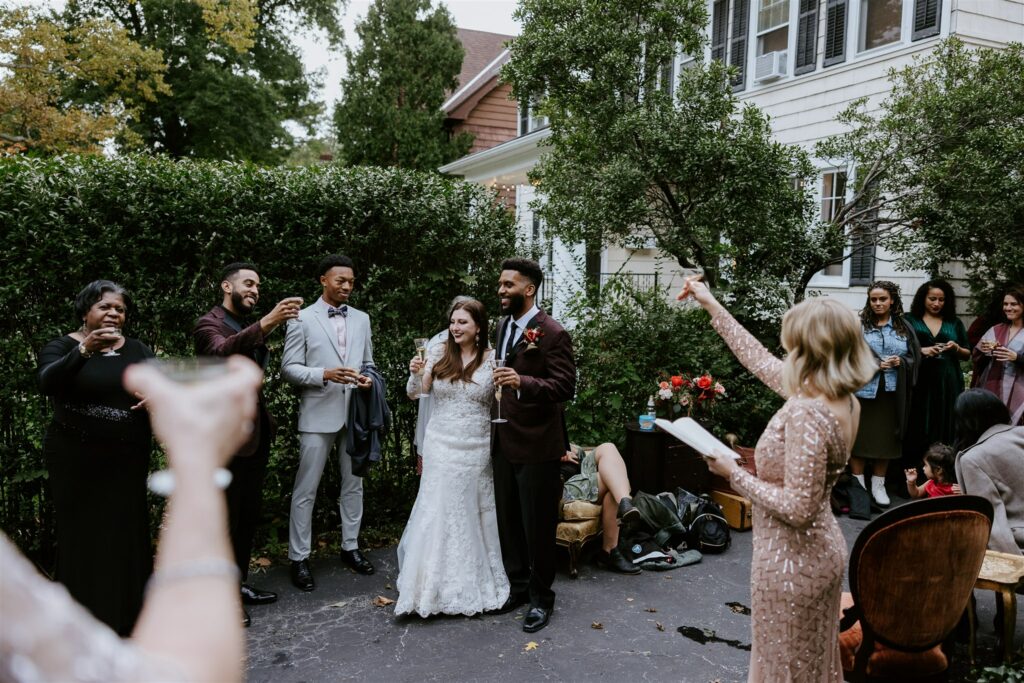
[489,257,576,633]
[193,262,302,626]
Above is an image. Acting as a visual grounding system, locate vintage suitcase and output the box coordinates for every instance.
[710,489,753,531]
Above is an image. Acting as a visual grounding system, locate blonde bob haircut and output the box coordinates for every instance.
[780,298,876,400]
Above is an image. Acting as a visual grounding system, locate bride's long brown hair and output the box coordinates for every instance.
[431,298,490,383]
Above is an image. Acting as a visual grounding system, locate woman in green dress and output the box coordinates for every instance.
[905,279,970,462]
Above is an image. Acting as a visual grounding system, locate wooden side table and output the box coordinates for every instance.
[623,422,709,495]
[969,549,1024,662]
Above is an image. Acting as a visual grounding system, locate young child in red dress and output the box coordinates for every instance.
[905,443,960,498]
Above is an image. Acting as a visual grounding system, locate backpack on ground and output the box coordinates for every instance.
[675,487,731,554]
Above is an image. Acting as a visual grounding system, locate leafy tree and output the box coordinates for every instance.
[334,0,472,170]
[0,6,169,154]
[816,38,1024,301]
[501,0,815,320]
[61,0,344,163]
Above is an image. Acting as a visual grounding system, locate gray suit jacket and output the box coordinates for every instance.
[955,424,1024,556]
[281,297,374,434]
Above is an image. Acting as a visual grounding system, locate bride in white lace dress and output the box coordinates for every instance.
[396,298,510,617]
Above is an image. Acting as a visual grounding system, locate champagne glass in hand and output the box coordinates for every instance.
[490,358,508,424]
[101,328,122,356]
[414,338,429,398]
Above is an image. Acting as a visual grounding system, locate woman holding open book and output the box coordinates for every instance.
[678,278,875,683]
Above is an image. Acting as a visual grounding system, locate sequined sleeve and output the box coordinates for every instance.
[710,310,784,397]
[0,535,186,682]
[729,401,832,529]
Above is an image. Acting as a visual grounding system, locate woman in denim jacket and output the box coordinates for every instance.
[850,281,921,507]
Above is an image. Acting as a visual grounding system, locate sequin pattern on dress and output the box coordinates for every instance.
[711,310,848,683]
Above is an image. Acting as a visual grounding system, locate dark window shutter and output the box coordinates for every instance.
[711,0,728,64]
[729,0,750,91]
[912,0,941,40]
[519,100,529,135]
[823,0,847,67]
[848,225,876,286]
[795,0,819,75]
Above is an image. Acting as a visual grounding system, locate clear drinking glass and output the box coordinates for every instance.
[414,338,429,398]
[101,328,122,357]
[490,357,508,424]
[143,357,234,496]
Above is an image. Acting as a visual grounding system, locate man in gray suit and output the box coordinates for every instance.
[282,254,376,591]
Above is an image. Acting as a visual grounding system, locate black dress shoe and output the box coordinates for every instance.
[597,547,642,575]
[485,593,528,615]
[242,609,251,628]
[290,559,315,592]
[522,606,551,633]
[617,496,642,533]
[340,548,375,575]
[241,583,278,605]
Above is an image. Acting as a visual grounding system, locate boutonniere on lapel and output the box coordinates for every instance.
[522,327,544,351]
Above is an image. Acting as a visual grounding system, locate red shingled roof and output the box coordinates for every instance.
[454,28,513,92]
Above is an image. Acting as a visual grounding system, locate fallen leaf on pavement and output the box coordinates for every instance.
[524,642,539,651]
[656,622,665,632]
[626,598,634,602]
[371,595,395,607]
[645,607,658,613]
[591,622,603,630]
[328,600,351,609]
[254,557,272,568]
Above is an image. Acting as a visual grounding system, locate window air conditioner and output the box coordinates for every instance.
[755,50,788,83]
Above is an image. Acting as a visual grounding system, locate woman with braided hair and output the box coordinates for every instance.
[850,281,921,507]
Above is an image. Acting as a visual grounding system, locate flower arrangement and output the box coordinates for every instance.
[522,327,544,350]
[654,372,727,419]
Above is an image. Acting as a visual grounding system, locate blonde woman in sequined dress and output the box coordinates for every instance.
[678,279,876,682]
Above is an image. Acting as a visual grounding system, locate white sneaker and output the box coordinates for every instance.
[871,477,890,507]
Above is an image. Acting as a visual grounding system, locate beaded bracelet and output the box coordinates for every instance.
[146,558,240,595]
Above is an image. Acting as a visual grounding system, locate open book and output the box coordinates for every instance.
[654,417,740,460]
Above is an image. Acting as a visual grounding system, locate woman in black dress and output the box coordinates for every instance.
[38,280,155,635]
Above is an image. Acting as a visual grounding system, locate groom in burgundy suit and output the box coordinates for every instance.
[490,257,576,633]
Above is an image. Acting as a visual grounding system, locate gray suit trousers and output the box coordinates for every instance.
[288,429,364,560]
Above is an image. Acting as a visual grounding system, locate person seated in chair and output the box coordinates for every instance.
[953,389,1024,556]
[561,443,642,574]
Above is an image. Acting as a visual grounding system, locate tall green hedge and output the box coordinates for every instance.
[0,154,516,565]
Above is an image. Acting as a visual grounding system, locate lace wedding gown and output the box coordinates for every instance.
[396,349,510,617]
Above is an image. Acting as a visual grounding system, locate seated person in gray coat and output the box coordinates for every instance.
[953,389,1024,556]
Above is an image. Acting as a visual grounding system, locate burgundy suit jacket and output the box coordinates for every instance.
[491,309,576,464]
[193,305,276,458]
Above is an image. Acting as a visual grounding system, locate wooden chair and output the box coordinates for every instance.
[556,500,602,578]
[839,495,994,682]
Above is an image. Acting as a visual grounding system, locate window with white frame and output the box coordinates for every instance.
[518,98,549,136]
[859,0,903,52]
[756,0,789,56]
[820,170,847,277]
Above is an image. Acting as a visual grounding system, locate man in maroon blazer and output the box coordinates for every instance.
[490,258,576,633]
[193,262,302,626]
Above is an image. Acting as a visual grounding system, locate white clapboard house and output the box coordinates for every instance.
[440,1,1024,316]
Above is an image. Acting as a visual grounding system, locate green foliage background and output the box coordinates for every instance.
[565,281,783,449]
[0,154,516,566]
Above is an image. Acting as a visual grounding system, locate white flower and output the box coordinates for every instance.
[679,395,690,405]
[714,382,726,395]
[658,388,673,400]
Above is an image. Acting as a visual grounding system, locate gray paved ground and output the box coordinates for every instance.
[245,503,1021,682]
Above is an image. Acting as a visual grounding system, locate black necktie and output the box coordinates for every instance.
[503,321,516,359]
[327,305,348,318]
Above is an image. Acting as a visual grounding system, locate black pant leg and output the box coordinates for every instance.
[493,451,530,599]
[225,423,270,582]
[516,459,562,610]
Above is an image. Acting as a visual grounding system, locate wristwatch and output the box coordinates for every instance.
[78,342,93,359]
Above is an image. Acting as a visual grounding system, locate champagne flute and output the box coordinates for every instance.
[101,328,122,357]
[143,358,234,496]
[491,357,508,424]
[414,337,429,398]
